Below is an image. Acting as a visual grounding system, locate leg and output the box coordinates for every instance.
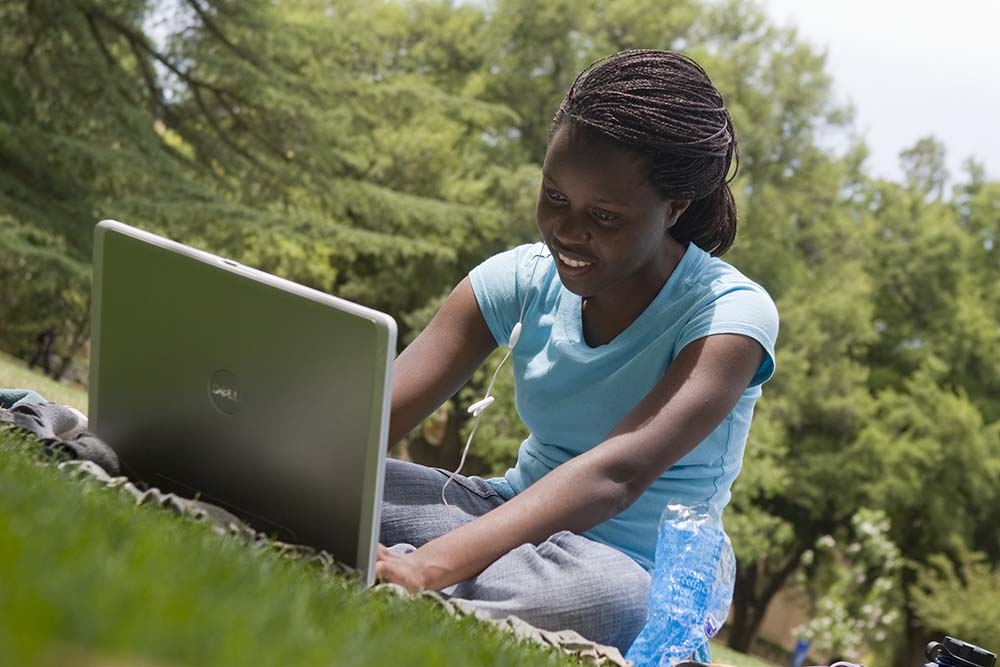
[448,530,650,652]
[379,458,504,549]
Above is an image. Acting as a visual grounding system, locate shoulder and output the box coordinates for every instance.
[674,246,779,386]
[468,242,558,346]
[472,242,548,275]
[684,246,778,320]
[470,242,557,297]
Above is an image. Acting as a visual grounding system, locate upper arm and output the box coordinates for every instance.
[583,332,765,505]
[388,277,498,448]
[674,284,779,387]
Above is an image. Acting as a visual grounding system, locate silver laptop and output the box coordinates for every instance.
[88,220,396,585]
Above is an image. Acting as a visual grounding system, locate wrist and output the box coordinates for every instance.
[412,544,460,592]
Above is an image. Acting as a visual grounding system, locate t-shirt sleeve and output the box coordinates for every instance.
[674,283,779,387]
[468,244,541,348]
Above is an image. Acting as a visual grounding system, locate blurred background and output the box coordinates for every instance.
[1,1,997,665]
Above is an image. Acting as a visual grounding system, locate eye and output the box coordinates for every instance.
[591,208,619,223]
[543,188,567,204]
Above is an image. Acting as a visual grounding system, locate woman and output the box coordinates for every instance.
[376,49,779,653]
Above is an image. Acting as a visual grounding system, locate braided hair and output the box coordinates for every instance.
[552,49,739,256]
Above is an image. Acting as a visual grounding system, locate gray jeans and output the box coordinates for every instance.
[379,458,651,651]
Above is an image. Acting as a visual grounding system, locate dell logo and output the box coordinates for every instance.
[211,385,240,402]
[209,370,242,415]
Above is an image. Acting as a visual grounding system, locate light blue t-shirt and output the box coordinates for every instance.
[469,242,779,571]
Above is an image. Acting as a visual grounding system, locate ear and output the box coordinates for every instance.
[664,199,691,229]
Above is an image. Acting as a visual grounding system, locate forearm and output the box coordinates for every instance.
[411,454,630,591]
[386,277,498,449]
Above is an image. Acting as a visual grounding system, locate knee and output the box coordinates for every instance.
[381,458,432,506]
[382,457,409,501]
[540,537,650,650]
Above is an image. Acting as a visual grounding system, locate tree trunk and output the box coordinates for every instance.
[729,561,760,652]
[52,295,91,383]
[727,545,810,652]
[892,567,927,667]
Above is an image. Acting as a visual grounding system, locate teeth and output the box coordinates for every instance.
[558,252,593,268]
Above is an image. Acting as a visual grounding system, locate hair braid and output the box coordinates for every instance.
[552,49,740,256]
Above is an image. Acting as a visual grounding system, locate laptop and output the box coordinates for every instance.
[88,220,396,586]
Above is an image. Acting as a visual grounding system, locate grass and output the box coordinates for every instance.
[710,643,783,667]
[0,352,780,667]
[0,350,89,414]
[0,428,584,667]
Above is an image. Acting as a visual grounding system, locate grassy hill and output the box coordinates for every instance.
[0,350,89,414]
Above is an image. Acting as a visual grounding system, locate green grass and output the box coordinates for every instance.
[710,643,782,667]
[0,351,779,667]
[0,429,584,667]
[0,350,89,414]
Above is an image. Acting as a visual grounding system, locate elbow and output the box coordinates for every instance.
[598,464,647,516]
[578,447,654,518]
[615,478,646,514]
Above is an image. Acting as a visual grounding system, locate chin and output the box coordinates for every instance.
[554,269,598,298]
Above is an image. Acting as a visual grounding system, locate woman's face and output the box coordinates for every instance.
[536,123,689,301]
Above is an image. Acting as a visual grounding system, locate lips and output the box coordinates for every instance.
[550,243,596,275]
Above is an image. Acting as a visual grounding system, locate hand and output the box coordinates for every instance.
[375,544,430,593]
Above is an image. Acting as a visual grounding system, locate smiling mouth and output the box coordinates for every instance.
[555,251,594,269]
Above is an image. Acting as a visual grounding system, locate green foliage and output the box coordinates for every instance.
[912,547,1000,650]
[0,0,531,361]
[792,510,904,661]
[0,217,91,361]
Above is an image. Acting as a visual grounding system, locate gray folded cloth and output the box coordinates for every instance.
[0,396,120,475]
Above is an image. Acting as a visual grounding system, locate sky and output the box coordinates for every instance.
[761,0,1000,184]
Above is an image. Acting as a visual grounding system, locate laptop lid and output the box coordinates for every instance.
[89,220,395,586]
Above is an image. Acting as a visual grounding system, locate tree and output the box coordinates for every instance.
[912,546,1000,651]
[899,136,949,200]
[0,0,529,368]
[848,356,1000,667]
[792,509,903,661]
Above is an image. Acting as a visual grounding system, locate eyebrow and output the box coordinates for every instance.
[541,174,633,208]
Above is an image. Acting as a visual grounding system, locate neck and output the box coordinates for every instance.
[580,240,686,347]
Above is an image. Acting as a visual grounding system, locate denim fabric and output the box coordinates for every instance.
[380,458,651,652]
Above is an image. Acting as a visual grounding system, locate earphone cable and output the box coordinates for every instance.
[440,243,548,512]
[440,345,512,509]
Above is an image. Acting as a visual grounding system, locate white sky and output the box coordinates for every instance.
[761,0,1000,184]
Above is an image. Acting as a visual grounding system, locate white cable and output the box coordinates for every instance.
[439,245,548,509]
[440,345,513,506]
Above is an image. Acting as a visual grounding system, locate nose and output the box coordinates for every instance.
[551,208,591,247]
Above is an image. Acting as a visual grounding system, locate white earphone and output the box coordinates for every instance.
[440,244,548,507]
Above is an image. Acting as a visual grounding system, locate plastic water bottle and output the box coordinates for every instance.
[626,502,736,667]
